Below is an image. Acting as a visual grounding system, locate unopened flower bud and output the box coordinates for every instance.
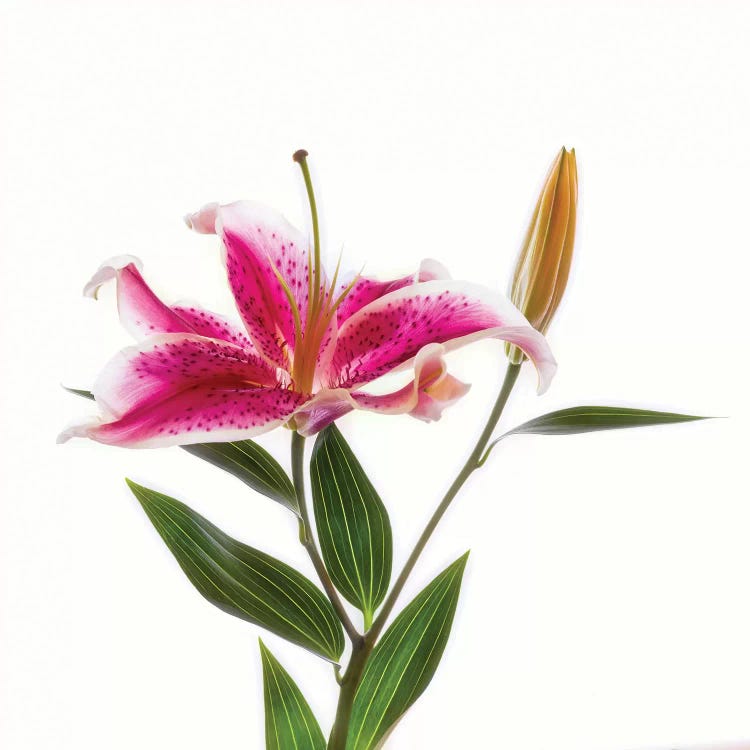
[507,147,577,364]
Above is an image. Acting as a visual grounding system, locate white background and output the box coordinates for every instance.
[2,1,749,748]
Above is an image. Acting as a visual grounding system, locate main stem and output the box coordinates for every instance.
[327,362,522,749]
[291,430,360,643]
[327,637,372,750]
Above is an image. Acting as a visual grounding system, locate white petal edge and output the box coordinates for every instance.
[82,254,143,299]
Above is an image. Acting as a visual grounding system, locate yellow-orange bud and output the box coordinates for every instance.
[507,147,577,364]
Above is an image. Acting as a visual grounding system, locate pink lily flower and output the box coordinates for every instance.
[60,200,556,448]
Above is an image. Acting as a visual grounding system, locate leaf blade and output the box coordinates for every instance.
[506,405,708,436]
[347,553,469,750]
[127,480,344,662]
[310,424,392,623]
[260,639,327,750]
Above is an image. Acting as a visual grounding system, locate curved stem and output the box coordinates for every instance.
[291,430,360,643]
[327,363,522,748]
[368,362,521,640]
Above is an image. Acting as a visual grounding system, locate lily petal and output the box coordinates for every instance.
[329,280,557,394]
[188,201,317,370]
[336,258,450,325]
[294,343,470,436]
[84,256,253,348]
[183,202,219,234]
[59,334,300,448]
[170,304,255,349]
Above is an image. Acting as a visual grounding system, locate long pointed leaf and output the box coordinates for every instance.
[259,639,326,750]
[64,387,297,511]
[310,424,392,625]
[127,480,344,662]
[346,552,469,750]
[506,405,708,436]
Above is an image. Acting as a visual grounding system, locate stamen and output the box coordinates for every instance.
[268,260,302,356]
[325,247,345,315]
[322,265,365,327]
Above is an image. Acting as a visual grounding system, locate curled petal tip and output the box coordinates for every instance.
[535,359,557,395]
[184,202,219,234]
[417,258,451,282]
[56,418,99,444]
[82,255,142,299]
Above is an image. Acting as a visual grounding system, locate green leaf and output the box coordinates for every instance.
[182,442,298,513]
[127,480,344,662]
[505,405,708,436]
[63,386,297,512]
[346,553,469,750]
[310,424,392,625]
[259,639,326,750]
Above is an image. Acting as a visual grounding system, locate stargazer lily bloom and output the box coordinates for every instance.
[60,156,556,448]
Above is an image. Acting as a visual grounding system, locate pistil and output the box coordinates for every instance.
[290,149,361,394]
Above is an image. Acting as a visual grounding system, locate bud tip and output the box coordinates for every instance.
[292,149,309,163]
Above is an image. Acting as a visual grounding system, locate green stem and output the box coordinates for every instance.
[369,362,521,639]
[291,430,360,643]
[326,362,522,748]
[327,639,372,750]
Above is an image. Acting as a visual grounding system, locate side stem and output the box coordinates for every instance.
[369,362,521,639]
[291,430,360,643]
[326,362,522,749]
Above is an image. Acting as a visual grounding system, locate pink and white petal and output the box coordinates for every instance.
[440,324,557,394]
[329,279,556,394]
[204,201,318,368]
[417,258,451,281]
[171,304,255,350]
[58,383,304,448]
[84,256,191,339]
[58,333,299,448]
[90,333,279,420]
[291,388,356,436]
[335,258,451,325]
[84,254,143,299]
[83,256,254,347]
[294,343,470,436]
[184,202,219,234]
[354,342,470,421]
